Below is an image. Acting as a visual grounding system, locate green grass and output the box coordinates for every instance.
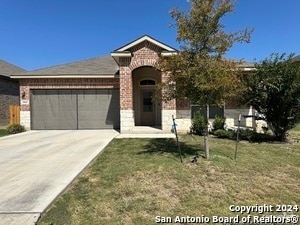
[38,135,300,225]
[289,123,300,140]
[0,129,8,137]
[293,123,300,131]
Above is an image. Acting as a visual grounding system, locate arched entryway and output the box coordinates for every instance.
[132,66,162,126]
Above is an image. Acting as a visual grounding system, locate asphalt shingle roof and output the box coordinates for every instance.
[15,55,119,76]
[0,59,26,77]
[237,61,255,68]
[292,55,300,62]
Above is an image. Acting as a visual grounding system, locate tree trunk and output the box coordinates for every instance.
[204,105,209,159]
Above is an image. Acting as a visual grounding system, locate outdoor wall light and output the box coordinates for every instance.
[21,90,26,99]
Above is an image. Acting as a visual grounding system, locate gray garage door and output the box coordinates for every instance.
[31,89,120,130]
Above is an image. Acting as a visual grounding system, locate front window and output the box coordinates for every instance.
[143,91,153,112]
[140,79,156,86]
[191,105,224,119]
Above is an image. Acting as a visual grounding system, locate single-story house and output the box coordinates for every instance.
[11,35,256,132]
[0,60,26,126]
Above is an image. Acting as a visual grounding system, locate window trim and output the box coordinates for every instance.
[139,79,156,86]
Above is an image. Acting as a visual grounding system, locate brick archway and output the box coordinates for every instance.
[129,59,158,71]
[112,36,177,133]
[132,66,162,126]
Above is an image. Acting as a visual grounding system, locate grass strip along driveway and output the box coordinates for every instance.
[0,129,8,137]
[289,123,300,140]
[39,134,300,225]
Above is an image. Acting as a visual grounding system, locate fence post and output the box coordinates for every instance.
[172,115,183,163]
[10,105,20,125]
[234,114,241,160]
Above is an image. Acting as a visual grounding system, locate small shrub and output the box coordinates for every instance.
[214,128,276,142]
[6,124,26,134]
[247,132,276,143]
[238,129,276,142]
[0,129,8,137]
[239,129,254,141]
[191,111,206,135]
[213,116,226,131]
[214,129,234,139]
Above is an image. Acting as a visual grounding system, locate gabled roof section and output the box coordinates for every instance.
[0,59,26,77]
[113,35,177,52]
[11,56,119,79]
[111,35,178,65]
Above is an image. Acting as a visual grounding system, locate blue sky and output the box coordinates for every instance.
[0,0,299,71]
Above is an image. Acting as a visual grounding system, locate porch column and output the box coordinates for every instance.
[19,81,31,130]
[119,57,135,133]
[161,72,176,132]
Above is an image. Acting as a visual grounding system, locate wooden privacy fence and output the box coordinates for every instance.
[10,105,20,125]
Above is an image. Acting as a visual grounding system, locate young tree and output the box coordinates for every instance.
[242,53,300,141]
[159,0,252,158]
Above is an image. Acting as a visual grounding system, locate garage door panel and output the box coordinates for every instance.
[56,90,77,129]
[110,90,119,101]
[31,90,77,130]
[77,90,120,129]
[31,89,120,130]
[106,92,120,129]
[31,90,51,129]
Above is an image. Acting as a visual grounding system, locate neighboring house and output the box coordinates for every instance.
[11,35,255,132]
[0,60,26,126]
[292,55,300,62]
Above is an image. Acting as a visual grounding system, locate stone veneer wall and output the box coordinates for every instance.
[175,110,192,132]
[19,78,119,129]
[224,108,255,128]
[175,100,191,132]
[173,100,264,132]
[225,108,268,133]
[20,111,30,129]
[174,108,267,133]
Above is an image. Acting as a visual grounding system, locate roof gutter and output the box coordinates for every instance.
[111,52,132,57]
[10,74,119,79]
[161,51,178,57]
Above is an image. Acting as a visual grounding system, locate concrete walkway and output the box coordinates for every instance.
[116,133,175,138]
[116,126,176,138]
[0,130,118,225]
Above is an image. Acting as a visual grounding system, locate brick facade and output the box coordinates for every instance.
[119,41,164,111]
[129,41,161,71]
[119,58,132,110]
[19,78,119,111]
[14,36,258,132]
[0,77,19,126]
[119,40,177,110]
[118,40,177,132]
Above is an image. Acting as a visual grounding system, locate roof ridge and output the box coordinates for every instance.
[13,55,119,76]
[113,34,177,52]
[29,55,112,72]
[0,59,26,75]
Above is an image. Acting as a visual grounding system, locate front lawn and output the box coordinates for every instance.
[0,129,8,137]
[289,122,300,140]
[39,135,299,225]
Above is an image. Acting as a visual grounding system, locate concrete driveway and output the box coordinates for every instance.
[0,130,119,225]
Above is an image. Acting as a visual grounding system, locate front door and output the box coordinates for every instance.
[140,90,156,126]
